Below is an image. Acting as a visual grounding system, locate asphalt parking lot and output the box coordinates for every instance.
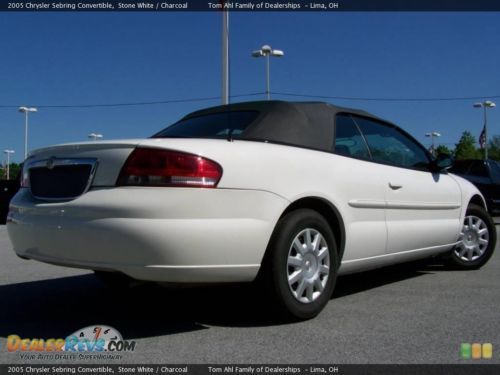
[0,223,499,364]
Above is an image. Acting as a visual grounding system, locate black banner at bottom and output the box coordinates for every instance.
[1,364,500,375]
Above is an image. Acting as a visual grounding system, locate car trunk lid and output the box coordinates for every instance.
[25,140,143,191]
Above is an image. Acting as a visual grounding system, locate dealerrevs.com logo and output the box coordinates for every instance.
[6,325,136,360]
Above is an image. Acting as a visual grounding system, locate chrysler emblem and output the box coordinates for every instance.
[46,157,56,170]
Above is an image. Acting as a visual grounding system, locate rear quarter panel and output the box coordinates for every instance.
[136,138,389,263]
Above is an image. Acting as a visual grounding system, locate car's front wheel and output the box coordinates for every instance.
[448,204,496,269]
[262,209,338,320]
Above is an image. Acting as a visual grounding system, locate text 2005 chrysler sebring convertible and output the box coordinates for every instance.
[7,101,497,319]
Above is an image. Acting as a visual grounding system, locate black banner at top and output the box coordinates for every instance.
[1,0,500,12]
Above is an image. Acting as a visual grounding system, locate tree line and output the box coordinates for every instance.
[436,133,500,160]
[0,163,21,180]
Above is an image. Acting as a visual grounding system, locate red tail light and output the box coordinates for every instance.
[117,148,222,188]
[20,163,30,188]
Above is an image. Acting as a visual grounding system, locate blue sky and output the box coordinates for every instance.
[1,11,499,162]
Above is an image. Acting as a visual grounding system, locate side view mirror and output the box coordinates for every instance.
[433,153,454,172]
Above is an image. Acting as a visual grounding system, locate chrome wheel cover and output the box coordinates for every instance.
[287,228,330,303]
[455,215,489,262]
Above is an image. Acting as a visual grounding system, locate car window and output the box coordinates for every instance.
[352,116,431,171]
[450,160,473,174]
[333,114,371,159]
[469,160,489,177]
[152,111,259,138]
[490,161,500,177]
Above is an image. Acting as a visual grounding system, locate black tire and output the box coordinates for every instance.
[447,204,497,269]
[261,209,339,320]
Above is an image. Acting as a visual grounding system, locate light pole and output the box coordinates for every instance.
[252,45,284,100]
[425,132,441,156]
[221,2,229,105]
[18,106,38,161]
[473,100,496,160]
[3,150,14,180]
[88,133,103,141]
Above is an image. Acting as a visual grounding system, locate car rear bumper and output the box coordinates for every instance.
[7,187,288,282]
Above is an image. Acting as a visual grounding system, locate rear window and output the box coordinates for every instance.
[152,111,259,139]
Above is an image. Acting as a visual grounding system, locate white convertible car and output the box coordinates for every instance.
[7,101,497,319]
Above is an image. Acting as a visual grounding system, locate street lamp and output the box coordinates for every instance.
[221,3,229,105]
[88,133,103,141]
[3,150,14,180]
[252,45,284,100]
[425,131,441,156]
[473,100,496,160]
[18,106,38,161]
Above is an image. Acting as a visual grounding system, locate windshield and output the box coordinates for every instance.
[152,111,259,139]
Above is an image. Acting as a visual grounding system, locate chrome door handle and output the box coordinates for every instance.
[389,182,403,190]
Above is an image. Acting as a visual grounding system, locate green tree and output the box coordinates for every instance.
[435,145,452,156]
[454,131,481,160]
[488,135,500,161]
[9,163,21,179]
[0,163,21,180]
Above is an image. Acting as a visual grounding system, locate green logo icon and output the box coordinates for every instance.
[461,343,472,359]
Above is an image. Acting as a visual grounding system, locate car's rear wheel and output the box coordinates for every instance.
[448,204,496,269]
[262,209,338,320]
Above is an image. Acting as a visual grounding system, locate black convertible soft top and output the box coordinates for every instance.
[179,100,387,152]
